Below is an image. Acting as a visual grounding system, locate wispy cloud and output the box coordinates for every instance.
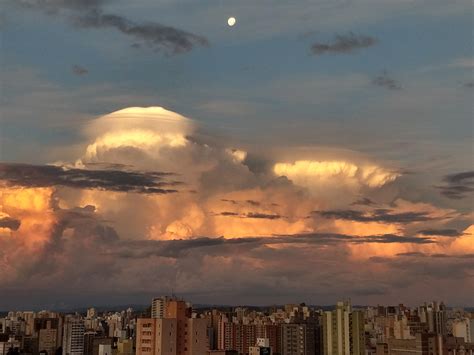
[436,171,474,199]
[417,229,463,237]
[311,32,377,55]
[0,163,181,194]
[13,0,209,54]
[372,70,402,90]
[72,64,88,76]
[314,208,435,223]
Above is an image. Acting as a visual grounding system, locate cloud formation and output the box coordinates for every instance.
[372,70,402,90]
[311,32,377,55]
[0,162,179,194]
[436,171,474,199]
[14,0,209,54]
[1,106,472,307]
[0,216,21,231]
[72,64,88,76]
[315,208,435,223]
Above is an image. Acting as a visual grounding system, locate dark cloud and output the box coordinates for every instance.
[244,212,282,220]
[108,232,436,260]
[13,0,209,54]
[351,197,376,206]
[0,162,180,194]
[464,81,474,88]
[372,70,401,90]
[221,199,238,205]
[214,211,283,220]
[417,229,463,237]
[436,171,474,199]
[72,64,88,75]
[0,217,21,231]
[311,32,377,55]
[314,208,434,223]
[74,10,209,54]
[216,211,240,217]
[246,199,261,206]
[396,252,426,257]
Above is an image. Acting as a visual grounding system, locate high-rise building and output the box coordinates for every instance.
[322,301,365,355]
[62,317,85,355]
[453,318,473,343]
[34,318,61,355]
[152,298,170,319]
[136,318,177,355]
[136,300,208,355]
[280,323,315,355]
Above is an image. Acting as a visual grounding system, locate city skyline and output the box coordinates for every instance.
[1,0,473,310]
[1,298,473,355]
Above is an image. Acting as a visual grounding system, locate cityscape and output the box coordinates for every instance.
[1,298,473,355]
[1,1,472,355]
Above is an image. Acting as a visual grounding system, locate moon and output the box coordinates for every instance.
[227,17,236,27]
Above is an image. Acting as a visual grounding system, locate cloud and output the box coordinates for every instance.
[417,229,463,237]
[464,81,474,88]
[0,162,180,194]
[13,0,209,54]
[1,106,472,307]
[0,216,21,231]
[273,160,400,190]
[315,208,435,223]
[72,64,88,76]
[351,197,376,206]
[310,32,377,55]
[372,70,401,90]
[436,171,474,199]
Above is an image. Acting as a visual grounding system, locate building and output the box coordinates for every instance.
[34,318,61,355]
[322,301,365,355]
[249,338,272,355]
[453,318,473,343]
[62,317,85,355]
[98,344,112,355]
[136,318,177,355]
[280,323,315,355]
[152,298,170,319]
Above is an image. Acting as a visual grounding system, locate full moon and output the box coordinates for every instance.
[227,17,236,26]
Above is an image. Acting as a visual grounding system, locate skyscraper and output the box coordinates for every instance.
[62,317,85,355]
[322,301,365,355]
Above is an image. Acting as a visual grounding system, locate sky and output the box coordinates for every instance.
[0,0,473,310]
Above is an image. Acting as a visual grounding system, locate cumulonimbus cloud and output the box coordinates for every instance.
[1,106,472,307]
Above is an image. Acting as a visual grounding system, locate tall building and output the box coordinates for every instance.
[453,318,473,343]
[322,301,365,355]
[152,298,170,319]
[34,318,61,355]
[136,300,208,355]
[62,317,85,355]
[280,323,315,355]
